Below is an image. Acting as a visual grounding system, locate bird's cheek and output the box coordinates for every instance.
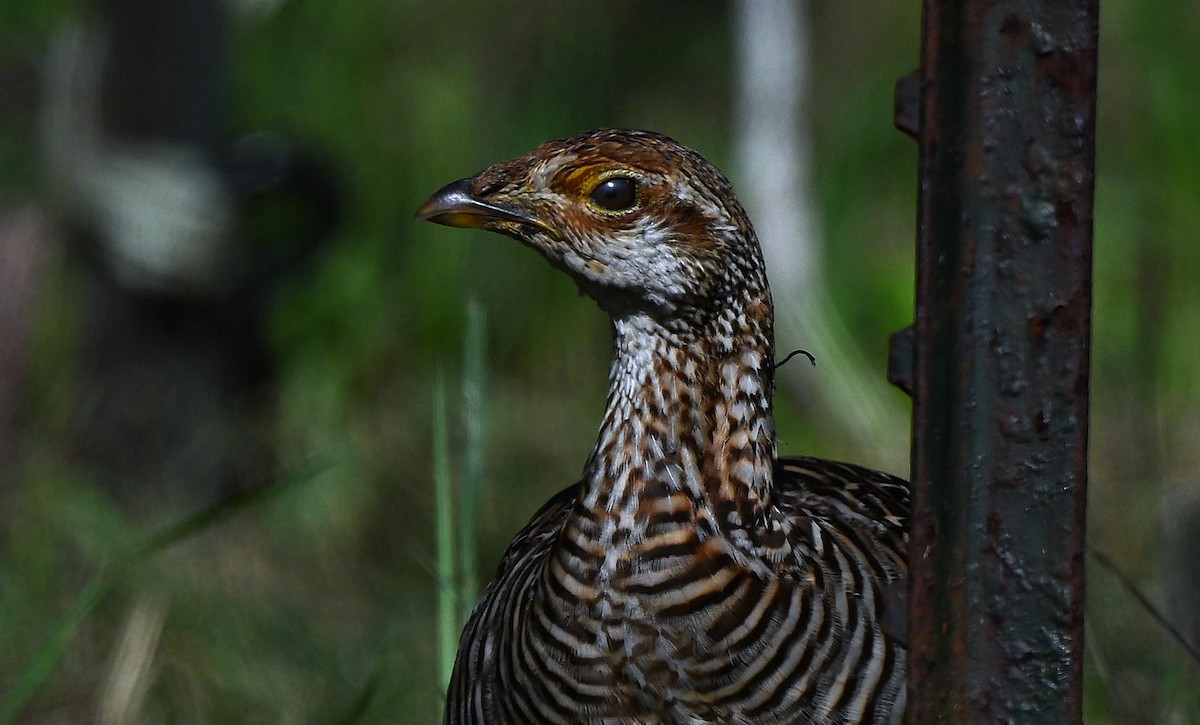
[557,248,598,279]
[583,258,610,277]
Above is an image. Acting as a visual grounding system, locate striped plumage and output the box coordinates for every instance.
[417,129,908,723]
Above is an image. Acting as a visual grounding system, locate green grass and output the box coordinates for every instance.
[0,460,332,723]
[432,373,456,694]
[432,302,488,714]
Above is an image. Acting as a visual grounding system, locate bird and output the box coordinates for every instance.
[416,129,908,724]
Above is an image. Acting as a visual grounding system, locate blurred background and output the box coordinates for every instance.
[0,1,1197,721]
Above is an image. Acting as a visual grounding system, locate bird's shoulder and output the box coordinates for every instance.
[773,455,909,520]
[485,482,579,581]
[773,455,910,567]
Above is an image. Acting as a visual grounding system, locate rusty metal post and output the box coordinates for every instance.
[895,0,1098,721]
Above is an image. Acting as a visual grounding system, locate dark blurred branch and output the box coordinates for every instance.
[1090,548,1200,667]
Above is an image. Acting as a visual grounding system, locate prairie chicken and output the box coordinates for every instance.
[417,129,908,724]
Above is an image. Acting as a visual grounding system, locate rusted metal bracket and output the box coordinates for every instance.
[886,325,915,396]
[891,1,1098,721]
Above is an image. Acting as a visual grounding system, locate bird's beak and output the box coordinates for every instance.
[415,178,549,233]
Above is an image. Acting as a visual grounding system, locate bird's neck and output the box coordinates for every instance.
[578,291,780,543]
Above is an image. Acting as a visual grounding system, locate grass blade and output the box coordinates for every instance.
[432,374,457,692]
[459,300,486,619]
[133,457,333,560]
[0,575,108,725]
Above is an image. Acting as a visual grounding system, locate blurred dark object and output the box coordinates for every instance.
[1166,490,1200,655]
[39,2,342,515]
[101,0,226,155]
[0,206,47,464]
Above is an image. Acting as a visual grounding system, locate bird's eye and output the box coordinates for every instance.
[589,177,637,212]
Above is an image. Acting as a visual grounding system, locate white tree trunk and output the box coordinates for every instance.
[733,0,908,466]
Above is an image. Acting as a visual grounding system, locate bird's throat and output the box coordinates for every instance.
[577,302,779,547]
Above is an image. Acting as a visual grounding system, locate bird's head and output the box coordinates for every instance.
[416,129,770,326]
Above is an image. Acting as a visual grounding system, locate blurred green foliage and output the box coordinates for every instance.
[0,0,1198,721]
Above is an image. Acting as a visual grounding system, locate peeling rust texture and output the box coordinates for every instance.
[906,1,1096,723]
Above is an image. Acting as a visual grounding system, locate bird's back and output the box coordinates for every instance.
[445,456,908,724]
